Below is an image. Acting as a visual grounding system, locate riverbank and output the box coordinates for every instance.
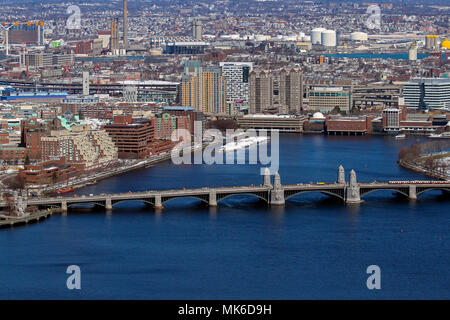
[28,148,185,196]
[398,160,449,180]
[0,209,53,228]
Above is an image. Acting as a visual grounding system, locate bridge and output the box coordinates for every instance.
[1,166,450,213]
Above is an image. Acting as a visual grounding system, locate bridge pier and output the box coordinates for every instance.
[154,194,163,210]
[105,197,113,211]
[61,201,68,213]
[408,185,417,200]
[209,190,217,207]
[270,172,285,206]
[345,170,362,204]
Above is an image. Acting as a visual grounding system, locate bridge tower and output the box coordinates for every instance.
[345,169,362,204]
[263,168,272,187]
[338,165,345,184]
[270,172,285,205]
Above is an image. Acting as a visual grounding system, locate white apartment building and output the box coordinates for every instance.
[220,62,253,104]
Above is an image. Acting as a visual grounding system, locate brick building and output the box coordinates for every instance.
[104,115,155,159]
[18,157,83,185]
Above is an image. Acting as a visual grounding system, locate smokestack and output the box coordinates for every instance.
[123,0,128,49]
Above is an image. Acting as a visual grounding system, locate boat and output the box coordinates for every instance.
[57,187,75,194]
[85,180,97,186]
[429,132,450,139]
[395,134,406,139]
[218,136,269,153]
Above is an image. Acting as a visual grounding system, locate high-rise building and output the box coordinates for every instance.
[193,19,202,40]
[123,0,128,49]
[249,70,273,114]
[181,65,226,114]
[279,68,303,114]
[403,78,450,110]
[219,62,253,104]
[184,60,202,75]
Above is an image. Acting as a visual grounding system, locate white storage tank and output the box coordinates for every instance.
[311,28,326,45]
[350,32,368,41]
[321,30,337,47]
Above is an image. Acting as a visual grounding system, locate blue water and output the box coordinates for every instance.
[325,53,430,60]
[1,135,449,299]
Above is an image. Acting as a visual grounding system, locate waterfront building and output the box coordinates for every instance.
[303,112,326,133]
[326,115,375,135]
[41,127,117,167]
[403,78,450,110]
[382,108,401,131]
[279,68,303,114]
[236,114,307,133]
[104,115,154,159]
[18,157,82,185]
[249,70,273,114]
[306,86,351,114]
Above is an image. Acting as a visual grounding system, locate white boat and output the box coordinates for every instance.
[395,134,406,139]
[429,132,450,139]
[218,136,269,152]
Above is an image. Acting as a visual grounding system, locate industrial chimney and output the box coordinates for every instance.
[123,0,128,50]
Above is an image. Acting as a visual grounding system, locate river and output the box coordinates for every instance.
[0,135,449,299]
